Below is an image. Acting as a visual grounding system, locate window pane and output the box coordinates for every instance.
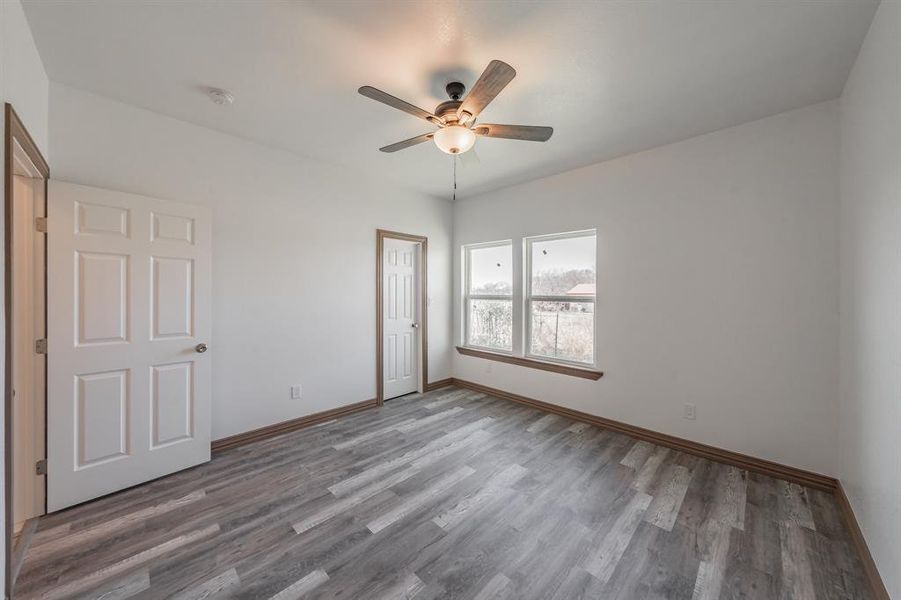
[529,301,594,364]
[530,235,596,296]
[469,244,512,295]
[468,299,512,351]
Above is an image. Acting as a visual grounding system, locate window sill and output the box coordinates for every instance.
[455,346,604,380]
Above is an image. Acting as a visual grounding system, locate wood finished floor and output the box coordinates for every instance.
[15,387,872,600]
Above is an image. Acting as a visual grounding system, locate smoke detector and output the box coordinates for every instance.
[207,88,234,106]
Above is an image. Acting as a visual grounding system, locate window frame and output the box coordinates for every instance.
[524,229,597,368]
[462,239,514,354]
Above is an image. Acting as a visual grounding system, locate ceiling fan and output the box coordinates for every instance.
[359,60,553,155]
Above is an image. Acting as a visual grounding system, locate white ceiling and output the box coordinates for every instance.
[23,0,878,200]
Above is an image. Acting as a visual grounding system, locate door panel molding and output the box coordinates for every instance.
[376,229,428,405]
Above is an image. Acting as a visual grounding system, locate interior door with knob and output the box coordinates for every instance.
[382,238,421,400]
[47,181,211,511]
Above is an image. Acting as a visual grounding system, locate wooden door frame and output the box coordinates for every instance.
[376,229,428,406]
[4,104,50,597]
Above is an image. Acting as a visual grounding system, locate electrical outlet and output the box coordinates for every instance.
[291,384,302,400]
[683,403,696,420]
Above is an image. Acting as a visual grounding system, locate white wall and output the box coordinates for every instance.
[0,0,49,591]
[454,101,840,476]
[838,0,901,596]
[0,0,49,154]
[48,83,452,440]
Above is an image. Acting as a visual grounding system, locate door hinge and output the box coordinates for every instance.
[35,459,47,476]
[35,338,48,354]
[35,217,48,233]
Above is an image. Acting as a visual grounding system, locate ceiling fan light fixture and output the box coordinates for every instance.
[433,124,476,155]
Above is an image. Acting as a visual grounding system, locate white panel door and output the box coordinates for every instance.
[47,181,211,511]
[383,238,420,400]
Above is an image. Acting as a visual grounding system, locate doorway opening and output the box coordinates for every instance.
[376,229,428,405]
[4,103,50,595]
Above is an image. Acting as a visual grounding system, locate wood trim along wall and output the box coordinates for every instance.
[3,105,49,178]
[449,378,837,491]
[835,482,891,600]
[211,398,378,453]
[376,229,428,406]
[425,378,454,392]
[5,103,50,599]
[456,346,603,380]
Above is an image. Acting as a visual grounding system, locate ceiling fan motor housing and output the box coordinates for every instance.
[445,81,466,100]
[435,100,463,121]
[433,81,468,123]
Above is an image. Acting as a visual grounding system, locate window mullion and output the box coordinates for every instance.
[512,236,524,357]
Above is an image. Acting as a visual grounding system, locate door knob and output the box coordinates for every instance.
[195,343,208,353]
[411,323,420,329]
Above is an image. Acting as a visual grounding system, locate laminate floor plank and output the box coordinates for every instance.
[73,569,150,600]
[15,387,874,600]
[269,569,329,600]
[432,463,527,530]
[367,465,477,534]
[326,418,492,497]
[644,464,693,531]
[780,521,817,599]
[632,446,670,493]
[525,413,559,433]
[414,515,528,599]
[620,440,655,469]
[19,524,220,600]
[778,480,818,531]
[601,520,688,600]
[472,572,512,600]
[168,568,239,600]
[583,489,653,582]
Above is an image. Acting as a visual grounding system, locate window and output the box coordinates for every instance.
[460,230,598,374]
[464,241,513,351]
[526,231,596,365]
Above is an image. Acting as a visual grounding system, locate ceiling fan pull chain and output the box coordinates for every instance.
[453,155,457,202]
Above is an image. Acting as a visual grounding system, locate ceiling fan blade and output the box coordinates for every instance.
[379,132,434,153]
[359,86,442,124]
[473,124,553,142]
[457,60,516,121]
